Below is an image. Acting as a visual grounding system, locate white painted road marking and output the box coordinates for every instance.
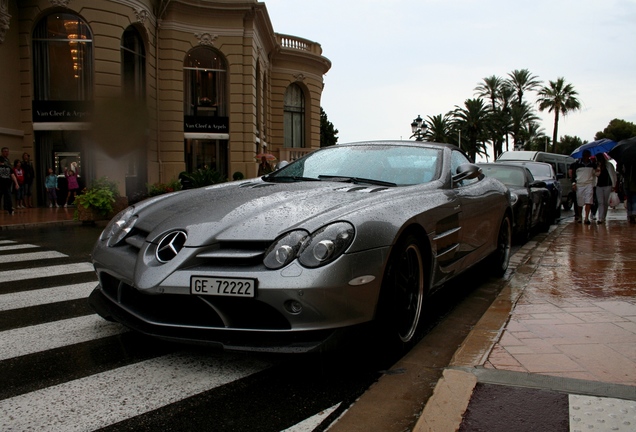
[0,262,95,283]
[0,282,97,311]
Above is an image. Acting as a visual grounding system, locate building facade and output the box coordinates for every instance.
[0,0,330,204]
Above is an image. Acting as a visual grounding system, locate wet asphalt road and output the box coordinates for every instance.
[0,218,559,431]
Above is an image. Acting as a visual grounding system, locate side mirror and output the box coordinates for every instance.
[453,163,482,183]
[530,180,547,188]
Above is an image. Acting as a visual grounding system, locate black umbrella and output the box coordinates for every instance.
[608,136,636,166]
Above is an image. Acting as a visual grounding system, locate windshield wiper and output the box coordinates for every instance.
[318,175,396,187]
[263,175,321,183]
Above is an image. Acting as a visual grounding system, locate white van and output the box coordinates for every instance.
[497,151,575,210]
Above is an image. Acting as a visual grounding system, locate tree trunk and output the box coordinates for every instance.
[551,110,560,154]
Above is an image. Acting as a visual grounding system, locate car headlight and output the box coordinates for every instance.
[263,222,355,270]
[263,230,308,269]
[100,206,137,247]
[509,192,518,207]
[298,222,355,268]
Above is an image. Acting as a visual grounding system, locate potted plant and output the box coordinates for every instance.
[147,178,182,196]
[179,167,226,189]
[74,177,128,223]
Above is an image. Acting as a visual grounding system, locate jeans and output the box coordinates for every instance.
[595,185,612,222]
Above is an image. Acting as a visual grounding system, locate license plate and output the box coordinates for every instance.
[190,276,255,298]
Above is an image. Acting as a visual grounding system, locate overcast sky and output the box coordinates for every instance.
[265,0,636,157]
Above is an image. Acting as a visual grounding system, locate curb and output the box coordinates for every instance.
[412,222,569,431]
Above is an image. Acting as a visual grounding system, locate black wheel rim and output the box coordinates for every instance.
[496,217,512,272]
[393,243,424,343]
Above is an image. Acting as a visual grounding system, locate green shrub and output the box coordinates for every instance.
[179,167,227,188]
[74,177,119,218]
[147,179,182,197]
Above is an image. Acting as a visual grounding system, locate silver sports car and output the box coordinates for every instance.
[89,141,512,353]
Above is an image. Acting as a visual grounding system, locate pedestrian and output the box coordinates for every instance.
[45,167,60,208]
[13,159,26,208]
[64,167,80,207]
[594,153,617,224]
[569,149,597,224]
[22,152,35,208]
[258,156,273,176]
[619,162,636,224]
[0,147,19,215]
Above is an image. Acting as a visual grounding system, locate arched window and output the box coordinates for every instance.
[121,26,146,99]
[32,13,93,100]
[184,46,227,117]
[284,84,305,148]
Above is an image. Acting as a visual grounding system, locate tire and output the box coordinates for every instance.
[515,207,532,244]
[377,234,426,350]
[488,214,512,276]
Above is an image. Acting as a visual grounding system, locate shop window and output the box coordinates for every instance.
[121,26,146,99]
[284,84,305,148]
[184,47,227,117]
[32,13,93,101]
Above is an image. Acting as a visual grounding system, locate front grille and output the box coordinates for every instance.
[99,273,290,330]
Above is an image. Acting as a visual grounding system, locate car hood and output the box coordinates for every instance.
[134,180,419,246]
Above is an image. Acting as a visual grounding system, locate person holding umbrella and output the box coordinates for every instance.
[257,155,273,176]
[594,153,617,224]
[569,149,597,224]
[609,137,636,224]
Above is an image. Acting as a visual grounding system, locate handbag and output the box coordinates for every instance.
[609,191,620,208]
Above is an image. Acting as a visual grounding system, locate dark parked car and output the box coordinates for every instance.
[89,141,513,353]
[495,160,562,224]
[478,163,550,243]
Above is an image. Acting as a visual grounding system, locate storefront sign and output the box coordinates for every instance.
[184,116,229,133]
[32,101,93,122]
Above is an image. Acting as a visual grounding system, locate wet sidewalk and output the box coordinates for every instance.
[416,207,636,431]
[0,206,77,230]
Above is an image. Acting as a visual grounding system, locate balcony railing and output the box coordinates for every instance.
[276,34,323,55]
[279,147,314,162]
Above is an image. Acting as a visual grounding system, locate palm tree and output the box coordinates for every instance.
[520,122,548,151]
[506,69,542,155]
[452,98,492,162]
[497,84,515,153]
[536,77,581,153]
[424,113,454,143]
[509,101,541,150]
[475,75,504,111]
[475,76,506,158]
[506,69,542,106]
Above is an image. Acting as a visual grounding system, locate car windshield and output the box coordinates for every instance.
[481,166,526,187]
[524,164,552,178]
[265,145,442,186]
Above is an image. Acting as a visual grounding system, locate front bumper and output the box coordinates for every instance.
[90,244,390,353]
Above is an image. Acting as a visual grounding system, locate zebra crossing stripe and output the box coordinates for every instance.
[282,403,340,432]
[0,315,126,361]
[0,243,39,252]
[0,250,67,263]
[0,352,271,432]
[0,262,94,283]
[0,240,16,245]
[0,282,97,311]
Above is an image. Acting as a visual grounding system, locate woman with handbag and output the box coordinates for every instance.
[595,153,617,224]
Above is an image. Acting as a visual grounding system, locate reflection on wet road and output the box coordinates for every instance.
[486,213,636,386]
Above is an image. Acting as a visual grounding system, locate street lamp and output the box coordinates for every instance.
[410,115,427,141]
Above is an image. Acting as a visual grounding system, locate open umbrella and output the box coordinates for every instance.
[608,136,636,166]
[255,153,277,161]
[570,138,617,159]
